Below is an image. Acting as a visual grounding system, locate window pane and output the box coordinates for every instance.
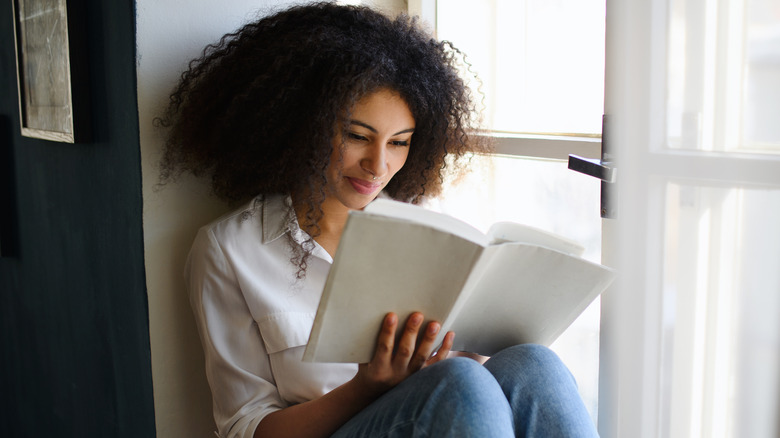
[437,0,606,135]
[666,0,780,153]
[430,155,603,421]
[660,183,780,437]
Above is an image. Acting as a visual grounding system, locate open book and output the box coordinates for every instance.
[302,199,616,363]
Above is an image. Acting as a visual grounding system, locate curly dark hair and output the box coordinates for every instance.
[157,2,488,275]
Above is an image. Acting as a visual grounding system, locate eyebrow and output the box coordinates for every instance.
[350,120,415,136]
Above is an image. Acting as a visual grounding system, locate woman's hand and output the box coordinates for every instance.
[352,312,454,398]
[255,313,453,438]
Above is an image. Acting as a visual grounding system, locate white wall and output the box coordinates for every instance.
[136,1,406,436]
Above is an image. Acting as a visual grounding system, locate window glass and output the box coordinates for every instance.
[666,0,780,153]
[437,0,606,135]
[660,183,780,436]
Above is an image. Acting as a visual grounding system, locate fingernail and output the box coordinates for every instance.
[428,323,440,335]
[411,314,423,325]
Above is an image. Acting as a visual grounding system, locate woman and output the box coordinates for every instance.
[158,3,598,437]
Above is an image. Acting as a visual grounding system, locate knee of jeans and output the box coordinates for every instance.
[426,357,507,404]
[425,357,490,386]
[501,344,561,365]
[416,358,515,433]
[430,356,484,377]
[496,344,575,383]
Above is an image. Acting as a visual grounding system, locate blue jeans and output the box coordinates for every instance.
[331,344,599,437]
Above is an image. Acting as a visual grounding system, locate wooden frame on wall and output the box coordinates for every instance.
[11,0,88,143]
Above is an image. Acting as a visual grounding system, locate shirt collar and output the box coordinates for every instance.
[261,194,296,244]
[261,192,395,244]
[261,194,333,263]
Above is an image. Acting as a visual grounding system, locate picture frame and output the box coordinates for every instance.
[11,0,88,143]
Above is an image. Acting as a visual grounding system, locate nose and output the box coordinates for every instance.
[361,142,388,179]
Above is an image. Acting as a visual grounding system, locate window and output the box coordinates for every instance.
[653,0,780,434]
[600,0,780,434]
[660,183,780,436]
[411,0,608,422]
[436,0,606,136]
[667,0,780,153]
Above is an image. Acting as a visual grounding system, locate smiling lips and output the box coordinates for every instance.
[347,177,382,195]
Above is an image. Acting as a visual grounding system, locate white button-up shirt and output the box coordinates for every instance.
[185,194,358,438]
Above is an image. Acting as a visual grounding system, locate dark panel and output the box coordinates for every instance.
[0,115,18,257]
[0,0,156,436]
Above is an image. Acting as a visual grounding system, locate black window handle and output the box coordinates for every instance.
[567,115,616,219]
[568,154,616,183]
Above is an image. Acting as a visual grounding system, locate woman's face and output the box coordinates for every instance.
[324,88,414,211]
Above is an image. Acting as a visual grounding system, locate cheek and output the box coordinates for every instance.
[338,148,363,172]
[328,145,356,175]
[390,149,410,173]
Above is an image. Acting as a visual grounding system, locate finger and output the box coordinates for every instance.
[393,312,423,367]
[372,312,397,363]
[409,321,441,369]
[426,331,455,367]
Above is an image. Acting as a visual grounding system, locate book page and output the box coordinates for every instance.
[448,244,615,356]
[364,199,489,246]
[487,222,585,257]
[303,214,484,363]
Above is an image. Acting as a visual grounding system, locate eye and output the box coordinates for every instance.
[347,132,368,142]
[390,140,410,147]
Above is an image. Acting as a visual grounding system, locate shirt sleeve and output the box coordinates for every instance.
[185,226,285,438]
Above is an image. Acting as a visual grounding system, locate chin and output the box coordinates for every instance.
[342,193,378,210]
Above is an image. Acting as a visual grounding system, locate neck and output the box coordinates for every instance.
[292,194,351,258]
